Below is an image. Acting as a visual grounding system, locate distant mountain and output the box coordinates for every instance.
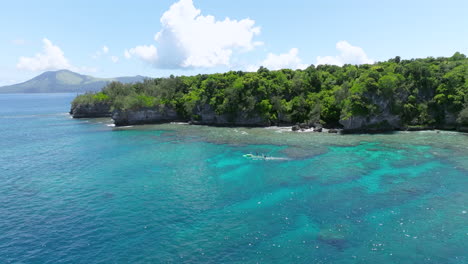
[0,70,147,93]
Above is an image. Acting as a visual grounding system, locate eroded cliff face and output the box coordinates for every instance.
[339,95,401,132]
[338,93,467,132]
[71,100,466,132]
[192,104,270,126]
[70,103,111,118]
[339,115,401,132]
[112,107,180,126]
[111,104,270,127]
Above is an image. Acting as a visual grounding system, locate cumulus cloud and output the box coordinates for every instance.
[124,50,131,59]
[126,0,261,68]
[16,38,71,71]
[17,38,97,73]
[102,45,109,54]
[125,45,157,62]
[110,56,119,63]
[316,41,374,66]
[248,48,308,71]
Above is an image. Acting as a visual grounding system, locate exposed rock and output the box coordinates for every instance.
[313,123,323,132]
[432,111,459,130]
[328,129,338,133]
[312,122,322,128]
[292,125,300,131]
[339,93,402,132]
[70,103,111,118]
[444,111,458,125]
[439,124,457,130]
[340,114,401,132]
[112,106,180,126]
[192,104,270,126]
[299,123,310,129]
[112,104,270,127]
[277,112,292,125]
[403,125,435,131]
[458,126,468,133]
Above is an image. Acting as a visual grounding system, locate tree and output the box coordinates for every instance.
[72,53,468,129]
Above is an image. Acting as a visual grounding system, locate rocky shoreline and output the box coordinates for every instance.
[70,103,468,133]
[69,102,111,118]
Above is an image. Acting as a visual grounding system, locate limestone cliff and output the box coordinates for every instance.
[339,95,401,132]
[111,104,270,127]
[112,107,180,126]
[70,103,111,118]
[191,104,270,126]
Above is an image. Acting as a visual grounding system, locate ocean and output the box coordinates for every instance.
[0,93,467,263]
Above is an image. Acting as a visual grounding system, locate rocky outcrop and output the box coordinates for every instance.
[290,122,325,132]
[111,104,270,127]
[191,104,270,127]
[340,114,401,132]
[402,125,435,131]
[438,111,459,130]
[75,99,466,133]
[70,103,111,118]
[112,106,181,126]
[339,94,401,132]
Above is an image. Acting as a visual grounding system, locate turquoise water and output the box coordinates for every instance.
[0,94,467,264]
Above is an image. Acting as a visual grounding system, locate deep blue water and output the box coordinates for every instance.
[0,93,467,264]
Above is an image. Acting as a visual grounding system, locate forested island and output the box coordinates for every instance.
[71,53,468,132]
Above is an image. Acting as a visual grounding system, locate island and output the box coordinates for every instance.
[0,70,146,94]
[70,53,468,133]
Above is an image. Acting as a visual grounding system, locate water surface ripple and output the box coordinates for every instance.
[0,94,467,263]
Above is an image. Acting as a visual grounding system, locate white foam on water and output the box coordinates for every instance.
[233,129,248,135]
[296,128,315,133]
[265,126,293,133]
[243,154,291,161]
[170,122,189,125]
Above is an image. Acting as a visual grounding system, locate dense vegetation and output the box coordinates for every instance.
[72,53,468,128]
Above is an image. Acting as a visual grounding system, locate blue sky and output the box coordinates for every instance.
[1,0,468,85]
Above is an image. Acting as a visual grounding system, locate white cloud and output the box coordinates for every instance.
[316,41,374,66]
[102,45,109,54]
[16,38,97,73]
[126,0,261,68]
[125,45,157,62]
[16,38,72,71]
[124,50,131,59]
[110,56,119,63]
[248,48,308,71]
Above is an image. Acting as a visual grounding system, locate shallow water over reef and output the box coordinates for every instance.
[1,94,467,263]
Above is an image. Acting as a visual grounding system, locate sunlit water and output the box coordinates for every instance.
[0,94,467,263]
